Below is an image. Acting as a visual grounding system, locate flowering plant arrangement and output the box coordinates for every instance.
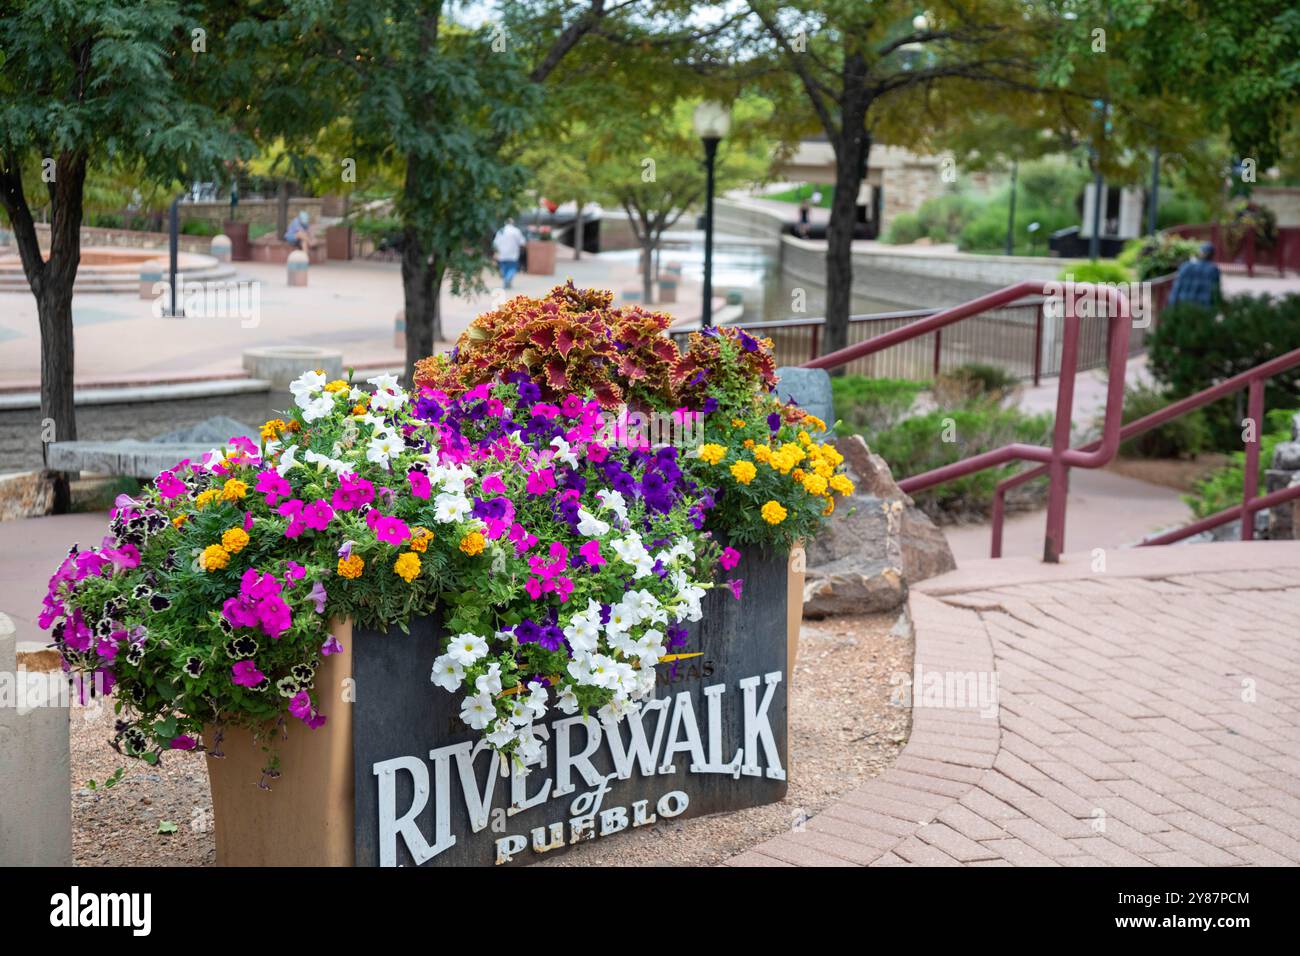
[39,284,855,775]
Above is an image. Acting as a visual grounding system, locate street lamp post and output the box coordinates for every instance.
[693,100,730,328]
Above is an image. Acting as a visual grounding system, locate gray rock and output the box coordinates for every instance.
[774,366,833,435]
[1271,440,1300,472]
[802,434,956,618]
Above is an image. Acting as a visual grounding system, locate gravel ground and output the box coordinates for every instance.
[70,611,910,867]
[70,698,215,867]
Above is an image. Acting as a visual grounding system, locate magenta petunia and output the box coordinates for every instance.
[719,547,741,571]
[169,735,197,751]
[231,660,265,687]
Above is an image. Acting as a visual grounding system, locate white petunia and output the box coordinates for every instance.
[486,718,516,748]
[550,436,579,469]
[289,369,327,402]
[575,508,610,537]
[305,450,349,475]
[446,632,488,666]
[368,387,407,413]
[301,394,337,423]
[596,489,628,522]
[525,681,549,721]
[515,725,543,762]
[434,492,472,523]
[275,445,300,477]
[563,617,600,654]
[367,372,401,391]
[459,692,496,731]
[557,686,580,715]
[366,431,403,469]
[598,695,634,722]
[474,661,503,696]
[430,654,465,692]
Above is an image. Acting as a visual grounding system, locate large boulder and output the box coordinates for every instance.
[802,435,956,618]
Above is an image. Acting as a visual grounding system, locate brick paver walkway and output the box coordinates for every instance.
[729,542,1300,867]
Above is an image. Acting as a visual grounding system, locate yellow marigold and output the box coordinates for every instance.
[200,544,230,571]
[814,460,835,479]
[698,443,727,465]
[753,444,772,464]
[459,531,486,556]
[194,489,220,509]
[260,418,287,440]
[730,460,757,485]
[730,418,746,428]
[822,445,844,466]
[337,554,365,579]
[798,430,813,446]
[792,468,805,482]
[323,379,349,393]
[743,438,755,450]
[803,414,827,433]
[830,474,855,496]
[409,527,433,553]
[761,500,788,525]
[221,527,250,554]
[802,473,829,496]
[172,514,188,529]
[285,420,301,433]
[394,551,421,582]
[221,478,248,502]
[352,403,368,416]
[822,498,836,516]
[771,450,798,475]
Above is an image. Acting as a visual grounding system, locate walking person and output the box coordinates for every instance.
[493,218,526,290]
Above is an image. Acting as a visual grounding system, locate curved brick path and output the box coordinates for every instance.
[729,542,1300,867]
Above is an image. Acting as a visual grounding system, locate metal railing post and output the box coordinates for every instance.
[1032,303,1044,387]
[1241,378,1265,541]
[932,329,942,378]
[809,324,820,363]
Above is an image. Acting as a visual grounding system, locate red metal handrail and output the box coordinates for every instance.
[801,280,1134,562]
[990,347,1300,556]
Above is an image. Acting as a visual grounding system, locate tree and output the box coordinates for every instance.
[237,1,644,382]
[735,1,1057,359]
[0,1,243,506]
[581,97,774,304]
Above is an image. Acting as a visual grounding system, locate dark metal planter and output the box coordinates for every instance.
[352,547,789,867]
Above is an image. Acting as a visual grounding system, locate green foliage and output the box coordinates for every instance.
[830,376,925,436]
[1059,259,1133,284]
[1149,295,1300,449]
[1184,409,1293,518]
[934,363,1020,406]
[870,402,1053,522]
[180,219,221,237]
[1125,234,1202,281]
[763,185,834,207]
[883,212,923,245]
[1114,383,1212,459]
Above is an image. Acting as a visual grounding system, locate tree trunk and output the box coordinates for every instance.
[824,128,870,364]
[401,227,444,384]
[641,237,656,304]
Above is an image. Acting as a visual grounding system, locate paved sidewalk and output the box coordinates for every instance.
[729,541,1300,866]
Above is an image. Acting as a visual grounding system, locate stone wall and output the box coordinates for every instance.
[0,385,274,474]
[33,222,211,254]
[178,197,324,228]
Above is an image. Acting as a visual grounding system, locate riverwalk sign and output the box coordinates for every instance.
[352,549,789,867]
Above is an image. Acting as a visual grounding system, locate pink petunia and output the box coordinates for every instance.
[231,660,265,687]
[525,468,556,495]
[170,735,197,751]
[407,470,431,499]
[302,499,334,531]
[481,473,507,495]
[374,515,411,546]
[719,547,741,571]
[578,540,605,568]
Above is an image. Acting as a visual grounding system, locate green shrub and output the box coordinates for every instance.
[883,212,923,245]
[870,402,1053,522]
[1148,294,1300,450]
[1183,409,1293,518]
[830,376,926,436]
[180,219,221,237]
[1129,234,1201,280]
[1155,191,1210,230]
[933,362,1019,407]
[1058,259,1132,284]
[1113,383,1212,459]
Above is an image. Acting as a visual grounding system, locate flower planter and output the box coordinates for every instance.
[350,547,789,867]
[221,220,250,261]
[525,239,556,275]
[205,618,354,866]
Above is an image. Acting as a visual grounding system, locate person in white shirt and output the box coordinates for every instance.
[492,218,527,289]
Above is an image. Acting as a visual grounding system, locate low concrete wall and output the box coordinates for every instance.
[717,197,1087,311]
[32,222,211,254]
[0,611,72,866]
[0,380,274,474]
[176,198,324,229]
